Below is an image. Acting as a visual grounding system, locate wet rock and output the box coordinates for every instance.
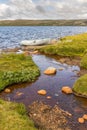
[44,67,56,75]
[46,96,51,99]
[28,101,71,130]
[62,86,73,94]
[83,114,87,120]
[4,88,11,93]
[37,90,47,95]
[78,118,84,123]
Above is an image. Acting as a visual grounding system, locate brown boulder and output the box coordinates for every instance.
[62,86,72,94]
[44,67,56,75]
[37,90,47,95]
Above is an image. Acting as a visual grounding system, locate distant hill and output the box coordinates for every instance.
[0,19,87,26]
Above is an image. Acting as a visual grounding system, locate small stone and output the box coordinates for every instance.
[78,118,84,123]
[62,86,72,94]
[47,96,51,99]
[16,92,23,96]
[44,67,56,75]
[4,88,11,93]
[83,114,87,120]
[37,90,47,95]
[58,68,64,71]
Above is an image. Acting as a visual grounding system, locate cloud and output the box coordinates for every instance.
[0,0,87,20]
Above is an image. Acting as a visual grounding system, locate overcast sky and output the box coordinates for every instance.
[0,0,87,20]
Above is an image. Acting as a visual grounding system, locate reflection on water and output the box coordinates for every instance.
[0,54,87,130]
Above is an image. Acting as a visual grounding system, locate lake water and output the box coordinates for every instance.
[0,26,87,49]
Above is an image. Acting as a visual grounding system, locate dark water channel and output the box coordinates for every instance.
[0,54,87,130]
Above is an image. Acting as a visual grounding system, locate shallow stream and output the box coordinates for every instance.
[0,54,87,130]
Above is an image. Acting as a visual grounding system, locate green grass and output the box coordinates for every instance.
[80,53,87,69]
[73,74,87,97]
[39,33,87,57]
[0,99,37,130]
[0,53,40,91]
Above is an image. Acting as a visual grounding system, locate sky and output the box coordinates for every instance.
[0,0,87,20]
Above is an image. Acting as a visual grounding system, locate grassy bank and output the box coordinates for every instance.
[39,33,87,57]
[0,53,40,91]
[0,99,37,130]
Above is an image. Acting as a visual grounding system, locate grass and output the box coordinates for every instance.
[80,53,87,69]
[73,74,87,97]
[0,99,37,130]
[39,33,87,57]
[0,53,40,91]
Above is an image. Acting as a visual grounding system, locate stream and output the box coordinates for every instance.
[0,54,87,130]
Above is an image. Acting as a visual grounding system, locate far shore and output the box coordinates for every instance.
[0,19,87,26]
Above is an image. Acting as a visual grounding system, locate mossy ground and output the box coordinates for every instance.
[73,74,87,97]
[0,99,37,130]
[0,53,40,91]
[39,33,87,57]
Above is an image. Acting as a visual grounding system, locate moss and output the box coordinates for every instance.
[0,53,40,91]
[0,99,37,130]
[73,74,87,97]
[39,33,87,57]
[80,53,87,69]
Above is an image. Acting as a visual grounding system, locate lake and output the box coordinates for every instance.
[0,26,87,49]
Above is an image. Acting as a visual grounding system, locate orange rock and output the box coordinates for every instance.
[62,86,72,94]
[4,88,11,93]
[83,114,87,120]
[44,67,56,75]
[78,118,84,123]
[37,90,47,95]
[47,96,51,99]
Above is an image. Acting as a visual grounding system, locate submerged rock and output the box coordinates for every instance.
[44,67,56,75]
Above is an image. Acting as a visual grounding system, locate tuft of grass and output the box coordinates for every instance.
[39,33,87,57]
[0,99,37,130]
[0,53,40,91]
[80,53,87,69]
[73,74,87,97]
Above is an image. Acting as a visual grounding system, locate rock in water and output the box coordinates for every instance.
[44,67,56,75]
[37,90,47,95]
[62,86,72,94]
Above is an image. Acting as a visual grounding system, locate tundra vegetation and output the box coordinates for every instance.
[0,53,40,91]
[0,99,37,130]
[39,33,87,97]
